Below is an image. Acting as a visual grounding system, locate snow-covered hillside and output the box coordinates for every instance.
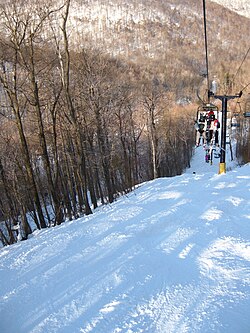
[211,0,250,18]
[0,147,250,333]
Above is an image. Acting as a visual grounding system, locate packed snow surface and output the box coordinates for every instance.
[211,0,250,18]
[0,148,250,333]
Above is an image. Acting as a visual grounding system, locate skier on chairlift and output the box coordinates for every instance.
[194,114,207,147]
[206,110,215,143]
[207,113,220,146]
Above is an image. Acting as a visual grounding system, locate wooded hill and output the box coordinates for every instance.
[0,0,249,244]
[67,0,250,98]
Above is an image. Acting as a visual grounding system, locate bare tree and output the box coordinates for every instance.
[142,83,164,179]
[56,0,92,214]
[0,52,47,229]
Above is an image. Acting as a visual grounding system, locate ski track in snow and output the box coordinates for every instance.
[0,157,250,332]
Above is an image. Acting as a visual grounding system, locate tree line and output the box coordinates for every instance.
[0,0,195,245]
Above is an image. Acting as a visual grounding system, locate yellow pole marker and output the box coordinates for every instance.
[219,162,226,174]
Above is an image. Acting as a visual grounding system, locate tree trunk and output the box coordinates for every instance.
[29,40,63,225]
[58,0,92,215]
[13,97,47,228]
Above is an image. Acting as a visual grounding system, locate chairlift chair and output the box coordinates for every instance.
[244,98,250,118]
[196,103,219,122]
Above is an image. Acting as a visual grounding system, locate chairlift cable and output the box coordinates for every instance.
[241,81,250,92]
[202,0,210,103]
[231,81,250,115]
[228,46,250,94]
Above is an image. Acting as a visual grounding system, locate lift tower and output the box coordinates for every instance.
[209,91,242,174]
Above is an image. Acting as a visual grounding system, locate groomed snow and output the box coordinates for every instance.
[210,0,250,19]
[0,147,250,333]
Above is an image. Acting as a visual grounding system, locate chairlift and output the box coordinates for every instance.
[231,118,240,127]
[231,113,240,128]
[196,103,219,122]
[244,98,250,118]
[229,101,242,127]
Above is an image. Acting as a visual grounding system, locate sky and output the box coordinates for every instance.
[0,144,250,333]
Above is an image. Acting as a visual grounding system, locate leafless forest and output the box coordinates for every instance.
[0,0,249,244]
